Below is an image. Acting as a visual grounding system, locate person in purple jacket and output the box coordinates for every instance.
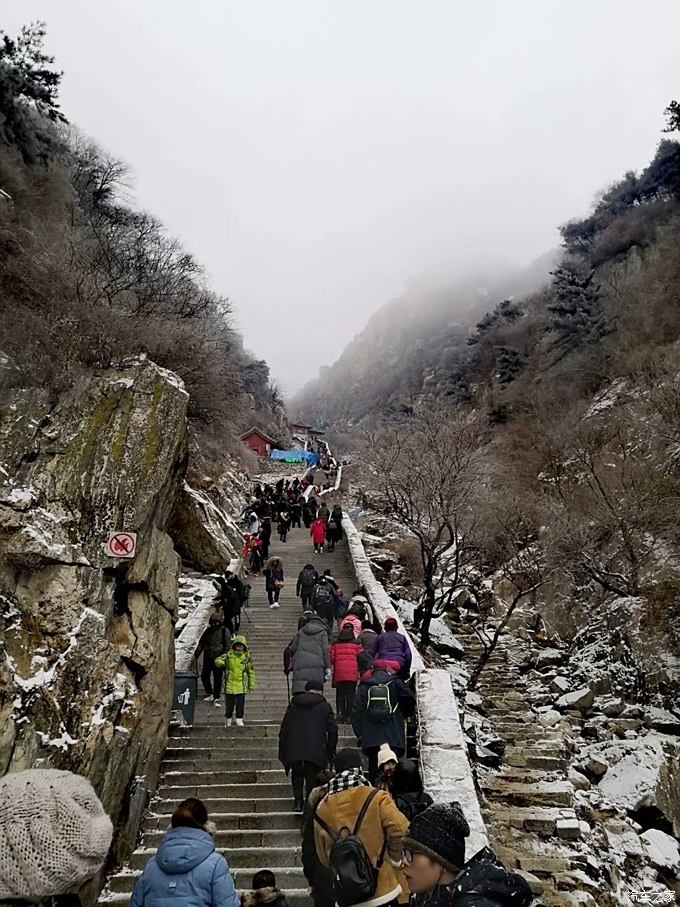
[369,617,412,677]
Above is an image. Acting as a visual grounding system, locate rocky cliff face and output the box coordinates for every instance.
[0,356,188,881]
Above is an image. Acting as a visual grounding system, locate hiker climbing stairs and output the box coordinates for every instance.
[101,489,359,906]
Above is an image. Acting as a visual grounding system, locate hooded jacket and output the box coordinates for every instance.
[296,565,319,596]
[369,631,412,673]
[353,670,416,752]
[241,887,289,907]
[341,613,363,639]
[288,617,331,694]
[330,627,363,684]
[310,518,327,543]
[196,624,230,662]
[215,635,255,695]
[410,847,532,907]
[131,826,238,907]
[278,691,338,767]
[263,561,284,591]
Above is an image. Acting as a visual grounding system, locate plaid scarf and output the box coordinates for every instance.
[327,768,371,796]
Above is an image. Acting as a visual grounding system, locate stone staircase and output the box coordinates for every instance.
[455,623,596,905]
[101,496,360,906]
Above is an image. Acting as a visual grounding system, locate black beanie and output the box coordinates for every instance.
[334,748,363,772]
[403,801,470,873]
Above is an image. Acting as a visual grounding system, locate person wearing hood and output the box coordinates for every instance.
[369,618,412,676]
[359,620,378,652]
[241,870,289,907]
[132,798,239,907]
[353,665,416,779]
[330,623,363,723]
[264,557,285,609]
[310,516,327,554]
[403,802,532,907]
[196,615,230,707]
[296,564,319,609]
[215,635,256,727]
[278,680,338,812]
[287,613,331,694]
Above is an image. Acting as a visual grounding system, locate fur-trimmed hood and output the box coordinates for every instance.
[241,887,288,907]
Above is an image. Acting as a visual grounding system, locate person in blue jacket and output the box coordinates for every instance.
[131,798,238,907]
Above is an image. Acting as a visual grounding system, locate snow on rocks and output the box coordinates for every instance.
[555,687,595,712]
[640,828,680,875]
[175,572,228,672]
[585,735,680,834]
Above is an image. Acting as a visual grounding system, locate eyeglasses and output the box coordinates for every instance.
[403,849,422,865]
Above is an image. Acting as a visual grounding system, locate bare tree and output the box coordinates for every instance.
[364,408,485,646]
[467,511,545,690]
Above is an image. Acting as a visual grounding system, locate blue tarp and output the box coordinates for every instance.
[270,448,320,465]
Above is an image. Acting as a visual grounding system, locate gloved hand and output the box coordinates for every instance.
[324,669,332,682]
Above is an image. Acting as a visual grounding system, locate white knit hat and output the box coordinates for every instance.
[0,769,113,899]
[377,743,399,768]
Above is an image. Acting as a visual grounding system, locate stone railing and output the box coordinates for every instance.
[341,512,488,856]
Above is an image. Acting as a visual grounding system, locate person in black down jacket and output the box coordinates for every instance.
[278,680,338,812]
[403,801,532,907]
[352,665,416,779]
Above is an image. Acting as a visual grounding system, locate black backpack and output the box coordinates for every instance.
[314,583,336,617]
[301,566,317,591]
[314,788,386,907]
[366,681,397,723]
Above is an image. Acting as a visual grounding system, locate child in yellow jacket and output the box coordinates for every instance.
[215,634,256,727]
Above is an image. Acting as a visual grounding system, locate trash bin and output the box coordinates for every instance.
[173,670,198,725]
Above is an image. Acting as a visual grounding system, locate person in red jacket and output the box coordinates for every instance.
[330,623,362,723]
[310,517,327,555]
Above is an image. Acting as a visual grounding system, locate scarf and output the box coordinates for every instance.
[327,768,371,796]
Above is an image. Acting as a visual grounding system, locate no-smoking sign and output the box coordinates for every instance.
[105,531,138,559]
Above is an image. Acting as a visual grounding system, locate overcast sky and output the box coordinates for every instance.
[4,1,678,392]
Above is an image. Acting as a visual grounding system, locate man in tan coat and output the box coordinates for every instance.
[314,749,409,907]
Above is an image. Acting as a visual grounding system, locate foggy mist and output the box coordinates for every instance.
[4,0,678,393]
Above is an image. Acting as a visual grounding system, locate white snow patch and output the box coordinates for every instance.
[640,828,680,873]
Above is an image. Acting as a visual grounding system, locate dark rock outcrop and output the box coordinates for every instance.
[0,357,188,884]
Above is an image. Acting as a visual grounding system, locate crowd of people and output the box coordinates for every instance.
[7,469,531,907]
[240,475,344,575]
[180,473,533,907]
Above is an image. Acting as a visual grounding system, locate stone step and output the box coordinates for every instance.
[130,845,301,870]
[166,736,356,754]
[483,779,574,808]
[161,769,287,785]
[151,796,295,815]
[488,805,581,838]
[504,749,567,772]
[157,781,294,799]
[142,828,300,849]
[163,757,285,771]
[109,883,309,906]
[108,868,307,893]
[170,724,282,738]
[498,767,562,783]
[144,810,300,831]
